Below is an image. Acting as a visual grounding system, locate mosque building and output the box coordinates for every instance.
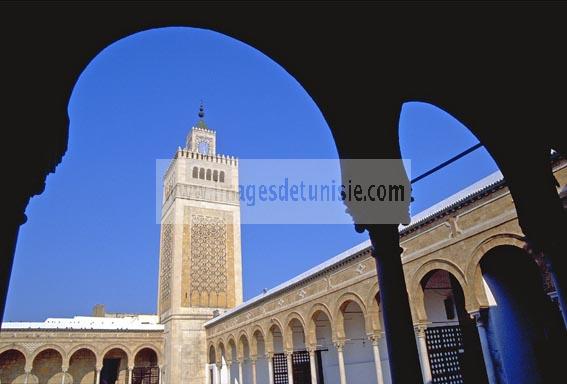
[1,109,566,384]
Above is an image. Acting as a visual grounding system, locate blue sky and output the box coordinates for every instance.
[4,27,497,321]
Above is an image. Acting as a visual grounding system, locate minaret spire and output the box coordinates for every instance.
[196,101,208,129]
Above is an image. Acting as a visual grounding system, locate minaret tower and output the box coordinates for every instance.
[158,104,242,384]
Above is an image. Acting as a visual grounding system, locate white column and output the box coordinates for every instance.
[216,363,223,384]
[266,352,274,384]
[251,357,257,384]
[335,341,347,384]
[472,310,497,384]
[61,368,68,384]
[95,367,101,384]
[415,324,432,384]
[238,359,244,384]
[226,362,232,384]
[369,335,384,384]
[128,366,134,384]
[307,347,318,384]
[24,369,31,384]
[159,366,163,384]
[285,351,294,384]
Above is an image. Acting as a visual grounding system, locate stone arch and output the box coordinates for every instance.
[67,346,98,384]
[284,311,307,351]
[306,302,334,346]
[0,345,29,365]
[216,339,226,363]
[266,318,285,354]
[100,344,132,367]
[226,334,237,362]
[132,344,162,367]
[237,329,250,360]
[466,233,527,309]
[365,281,382,334]
[30,346,66,384]
[30,344,66,367]
[66,344,99,367]
[0,346,28,383]
[409,258,473,321]
[333,291,368,340]
[250,325,266,357]
[208,343,217,364]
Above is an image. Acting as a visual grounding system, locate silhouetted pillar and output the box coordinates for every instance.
[472,310,497,384]
[266,352,274,384]
[415,324,432,384]
[306,347,318,384]
[335,341,347,384]
[369,335,384,384]
[285,351,294,384]
[369,224,424,383]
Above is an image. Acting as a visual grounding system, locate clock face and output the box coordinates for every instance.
[197,140,210,154]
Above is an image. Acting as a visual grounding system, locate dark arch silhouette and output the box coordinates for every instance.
[3,5,567,383]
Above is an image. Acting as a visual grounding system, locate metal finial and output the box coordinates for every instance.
[198,102,205,119]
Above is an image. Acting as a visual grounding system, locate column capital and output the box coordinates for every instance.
[250,355,258,363]
[368,334,382,346]
[96,365,103,371]
[470,308,488,327]
[24,367,32,374]
[413,323,428,337]
[334,340,345,351]
[265,351,274,359]
[61,365,69,373]
[284,349,294,357]
[128,365,135,371]
[305,345,317,354]
[226,360,233,368]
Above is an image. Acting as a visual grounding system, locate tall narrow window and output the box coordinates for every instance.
[213,170,218,182]
[206,169,212,180]
[219,171,225,183]
[192,167,198,178]
[199,168,205,179]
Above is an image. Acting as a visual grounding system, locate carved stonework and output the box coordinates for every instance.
[181,207,236,308]
[159,212,174,313]
[190,214,227,306]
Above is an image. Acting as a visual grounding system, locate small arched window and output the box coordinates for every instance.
[192,167,198,178]
[206,169,212,180]
[219,171,225,183]
[199,168,205,179]
[213,170,218,182]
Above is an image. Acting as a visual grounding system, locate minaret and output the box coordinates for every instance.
[158,105,242,384]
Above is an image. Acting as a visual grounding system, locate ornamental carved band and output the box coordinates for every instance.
[159,213,174,313]
[189,214,228,307]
